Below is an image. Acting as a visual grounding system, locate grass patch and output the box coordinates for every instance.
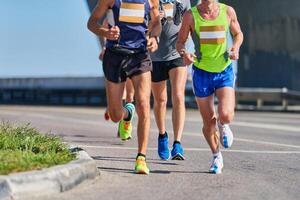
[0,122,76,175]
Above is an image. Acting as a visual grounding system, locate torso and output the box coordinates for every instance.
[106,0,151,50]
[151,0,190,62]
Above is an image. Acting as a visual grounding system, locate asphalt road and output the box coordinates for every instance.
[0,106,299,200]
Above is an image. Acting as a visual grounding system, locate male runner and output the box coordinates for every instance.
[88,0,161,174]
[99,19,135,139]
[176,0,243,173]
[151,0,190,160]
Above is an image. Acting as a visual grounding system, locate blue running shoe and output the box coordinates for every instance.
[157,132,170,160]
[171,142,185,160]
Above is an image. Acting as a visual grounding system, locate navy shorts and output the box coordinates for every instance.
[192,64,235,98]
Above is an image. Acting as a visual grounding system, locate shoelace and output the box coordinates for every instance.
[220,124,230,135]
[211,156,222,168]
[123,121,131,131]
[136,158,146,167]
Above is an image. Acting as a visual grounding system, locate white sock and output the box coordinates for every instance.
[213,151,222,158]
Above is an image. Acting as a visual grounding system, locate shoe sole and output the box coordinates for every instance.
[209,169,222,174]
[117,131,131,141]
[121,136,131,141]
[135,170,149,175]
[158,154,170,161]
[171,153,185,160]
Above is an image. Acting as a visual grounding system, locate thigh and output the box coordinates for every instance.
[106,79,126,109]
[151,80,167,101]
[131,71,152,103]
[125,79,134,96]
[169,66,187,96]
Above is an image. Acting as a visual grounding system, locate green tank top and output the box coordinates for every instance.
[191,3,232,72]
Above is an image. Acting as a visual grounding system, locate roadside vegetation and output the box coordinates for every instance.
[0,122,76,175]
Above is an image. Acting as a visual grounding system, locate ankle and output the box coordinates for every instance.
[158,131,168,138]
[136,153,146,160]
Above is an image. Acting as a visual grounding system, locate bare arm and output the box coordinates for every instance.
[87,0,119,41]
[176,10,193,53]
[148,0,161,37]
[227,6,243,60]
[146,0,161,52]
[176,10,195,65]
[99,20,109,61]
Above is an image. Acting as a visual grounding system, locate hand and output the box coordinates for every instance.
[99,47,106,61]
[179,49,194,66]
[147,36,158,53]
[105,26,120,41]
[228,46,239,60]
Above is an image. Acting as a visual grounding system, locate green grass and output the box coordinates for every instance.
[0,122,76,175]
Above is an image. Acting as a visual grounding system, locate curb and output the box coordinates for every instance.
[0,149,98,200]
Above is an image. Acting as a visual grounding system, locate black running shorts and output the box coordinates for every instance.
[103,48,153,83]
[151,57,185,82]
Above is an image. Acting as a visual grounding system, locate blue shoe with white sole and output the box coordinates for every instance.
[171,142,185,160]
[158,132,170,160]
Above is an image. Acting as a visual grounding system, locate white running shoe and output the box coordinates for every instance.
[209,153,224,174]
[218,122,233,148]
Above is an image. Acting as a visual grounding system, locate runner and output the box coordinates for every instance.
[99,19,135,139]
[88,0,161,174]
[151,0,190,160]
[176,0,243,173]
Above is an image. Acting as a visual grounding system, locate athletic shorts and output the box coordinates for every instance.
[192,63,235,98]
[103,48,152,83]
[151,57,185,82]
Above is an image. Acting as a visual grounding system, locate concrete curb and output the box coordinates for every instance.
[0,149,98,200]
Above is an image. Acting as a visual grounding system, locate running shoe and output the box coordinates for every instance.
[135,156,149,175]
[157,132,170,160]
[119,103,135,141]
[218,122,233,148]
[209,153,224,174]
[171,142,185,160]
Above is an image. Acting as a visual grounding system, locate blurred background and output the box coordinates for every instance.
[1,0,300,110]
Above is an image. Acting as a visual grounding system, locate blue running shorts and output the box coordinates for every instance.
[192,64,235,98]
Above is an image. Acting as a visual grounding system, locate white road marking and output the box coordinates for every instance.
[77,145,300,154]
[1,109,300,149]
[183,132,300,149]
[180,116,300,133]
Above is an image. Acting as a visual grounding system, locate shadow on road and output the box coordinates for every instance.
[97,166,210,175]
[92,156,180,166]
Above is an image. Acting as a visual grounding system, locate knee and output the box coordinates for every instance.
[108,108,123,123]
[136,99,150,118]
[154,95,167,107]
[172,92,185,106]
[219,110,234,124]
